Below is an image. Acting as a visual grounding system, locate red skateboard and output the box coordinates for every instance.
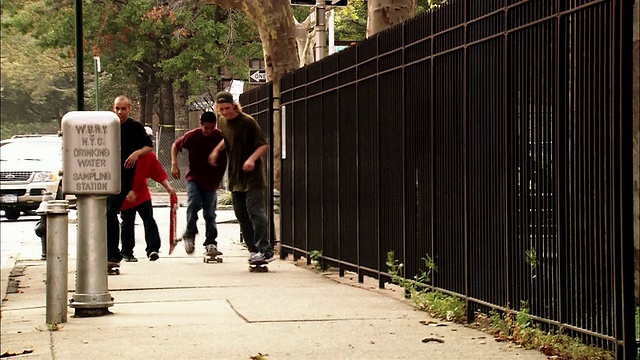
[169,193,178,255]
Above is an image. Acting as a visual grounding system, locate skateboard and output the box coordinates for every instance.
[108,261,120,275]
[203,247,223,263]
[203,253,223,263]
[249,260,269,272]
[169,193,178,255]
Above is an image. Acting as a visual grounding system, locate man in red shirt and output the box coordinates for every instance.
[171,112,227,257]
[120,148,176,261]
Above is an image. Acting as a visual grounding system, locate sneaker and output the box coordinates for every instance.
[250,252,275,263]
[205,244,223,256]
[183,236,195,254]
[247,252,257,262]
[148,251,159,261]
[123,255,138,262]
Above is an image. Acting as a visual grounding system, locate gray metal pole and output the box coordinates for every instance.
[94,57,99,110]
[75,0,83,111]
[45,200,69,326]
[315,0,326,61]
[69,195,113,316]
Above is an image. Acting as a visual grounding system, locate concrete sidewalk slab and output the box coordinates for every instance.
[1,209,547,360]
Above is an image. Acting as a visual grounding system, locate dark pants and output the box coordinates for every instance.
[107,192,127,262]
[121,200,161,257]
[232,189,271,256]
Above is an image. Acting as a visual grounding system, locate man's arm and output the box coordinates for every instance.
[170,142,181,179]
[249,144,269,163]
[208,139,226,165]
[159,179,176,197]
[242,144,269,172]
[124,146,152,169]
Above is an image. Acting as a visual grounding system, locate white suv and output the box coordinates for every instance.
[0,135,71,220]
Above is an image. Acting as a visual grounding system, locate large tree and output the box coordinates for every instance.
[200,0,420,189]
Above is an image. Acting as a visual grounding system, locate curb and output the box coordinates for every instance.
[0,253,18,302]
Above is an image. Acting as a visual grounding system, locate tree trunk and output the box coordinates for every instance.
[200,0,300,191]
[138,73,158,126]
[174,79,190,134]
[158,79,176,176]
[366,0,416,37]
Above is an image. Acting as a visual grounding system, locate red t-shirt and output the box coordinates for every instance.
[173,128,227,190]
[121,152,167,211]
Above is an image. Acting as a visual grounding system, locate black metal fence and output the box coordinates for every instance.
[245,0,637,357]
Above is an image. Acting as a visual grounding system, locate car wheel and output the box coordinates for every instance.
[5,210,21,221]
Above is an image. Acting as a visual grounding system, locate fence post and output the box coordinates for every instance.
[45,200,69,326]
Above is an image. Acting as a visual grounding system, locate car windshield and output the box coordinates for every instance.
[0,140,62,162]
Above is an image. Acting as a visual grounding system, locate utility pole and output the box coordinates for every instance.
[94,56,101,110]
[315,0,326,61]
[75,0,83,110]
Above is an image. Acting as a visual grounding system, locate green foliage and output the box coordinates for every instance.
[1,119,60,140]
[416,0,449,13]
[217,190,233,206]
[386,250,616,358]
[1,18,76,126]
[525,247,538,269]
[386,251,463,321]
[308,250,325,269]
[1,0,262,123]
[489,303,615,360]
[333,0,367,41]
[309,250,323,263]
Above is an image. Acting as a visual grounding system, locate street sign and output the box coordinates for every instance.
[290,0,348,6]
[249,69,266,83]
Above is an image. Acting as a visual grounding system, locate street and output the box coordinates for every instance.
[1,203,239,274]
[1,211,54,270]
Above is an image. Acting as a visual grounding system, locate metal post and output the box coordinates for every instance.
[45,200,69,326]
[35,192,54,260]
[328,9,335,55]
[94,56,101,110]
[75,0,83,111]
[315,0,326,61]
[69,195,113,316]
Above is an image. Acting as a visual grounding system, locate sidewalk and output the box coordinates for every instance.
[1,208,547,359]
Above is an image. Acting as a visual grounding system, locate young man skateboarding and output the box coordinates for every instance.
[208,91,274,264]
[170,112,227,257]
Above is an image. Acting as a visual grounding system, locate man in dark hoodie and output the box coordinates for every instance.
[108,95,153,265]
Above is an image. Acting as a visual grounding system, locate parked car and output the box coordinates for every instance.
[0,134,74,220]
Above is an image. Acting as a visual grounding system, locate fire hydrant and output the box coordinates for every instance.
[34,192,54,260]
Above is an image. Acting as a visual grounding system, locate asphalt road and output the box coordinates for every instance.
[1,211,55,270]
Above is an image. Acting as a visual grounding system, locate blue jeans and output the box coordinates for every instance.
[232,189,271,256]
[184,181,218,246]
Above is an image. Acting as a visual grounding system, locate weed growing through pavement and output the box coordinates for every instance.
[309,250,323,269]
[489,302,614,360]
[386,251,464,322]
[386,251,615,360]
